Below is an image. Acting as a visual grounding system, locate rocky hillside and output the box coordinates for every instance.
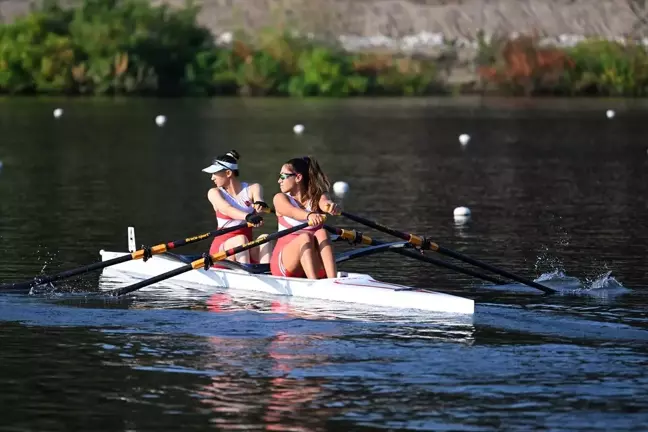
[1,0,647,42]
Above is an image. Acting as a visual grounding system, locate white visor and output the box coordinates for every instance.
[202,160,238,174]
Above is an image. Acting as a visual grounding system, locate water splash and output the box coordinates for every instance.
[533,245,566,276]
[534,269,630,296]
[535,269,581,285]
[31,245,59,276]
[531,227,629,296]
[587,271,627,291]
[533,212,572,275]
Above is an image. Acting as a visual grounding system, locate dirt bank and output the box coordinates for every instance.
[2,0,646,40]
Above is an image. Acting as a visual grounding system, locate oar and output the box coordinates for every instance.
[326,226,507,285]
[106,218,322,297]
[0,223,254,291]
[338,212,556,294]
[335,241,409,263]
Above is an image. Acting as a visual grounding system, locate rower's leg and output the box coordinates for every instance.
[250,234,273,264]
[280,233,319,279]
[222,235,251,263]
[314,228,337,278]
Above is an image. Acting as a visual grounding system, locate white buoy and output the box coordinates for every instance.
[293,124,305,134]
[53,108,63,118]
[333,181,349,198]
[459,134,470,145]
[606,110,615,119]
[155,115,166,127]
[454,206,471,225]
[454,215,470,226]
[453,206,471,217]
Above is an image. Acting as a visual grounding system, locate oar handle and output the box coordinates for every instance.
[108,218,324,297]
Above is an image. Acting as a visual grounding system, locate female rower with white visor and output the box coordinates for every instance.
[203,150,271,267]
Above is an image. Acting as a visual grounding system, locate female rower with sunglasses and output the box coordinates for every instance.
[203,150,270,267]
[270,156,340,279]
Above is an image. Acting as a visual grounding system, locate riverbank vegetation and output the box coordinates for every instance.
[477,34,648,96]
[1,0,647,97]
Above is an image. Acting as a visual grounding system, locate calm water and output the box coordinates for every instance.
[1,96,647,431]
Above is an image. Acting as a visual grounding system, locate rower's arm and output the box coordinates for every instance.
[318,192,340,214]
[249,183,268,210]
[207,188,250,220]
[273,193,311,220]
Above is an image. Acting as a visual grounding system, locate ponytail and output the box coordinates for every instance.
[286,156,331,210]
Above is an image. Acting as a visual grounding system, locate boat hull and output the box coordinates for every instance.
[99,250,475,314]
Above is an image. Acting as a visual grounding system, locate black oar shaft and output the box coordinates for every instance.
[109,263,193,296]
[108,219,318,297]
[0,223,252,291]
[0,254,134,291]
[335,241,409,263]
[326,226,507,285]
[433,245,554,293]
[396,248,507,285]
[339,212,556,294]
[340,211,427,246]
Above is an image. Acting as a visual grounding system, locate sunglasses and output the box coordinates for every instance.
[279,173,297,180]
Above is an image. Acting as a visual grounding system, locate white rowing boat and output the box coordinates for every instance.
[97,228,474,315]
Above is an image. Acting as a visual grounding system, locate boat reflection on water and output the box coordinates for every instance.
[195,318,338,431]
[260,332,338,431]
[202,290,476,345]
[194,294,475,429]
[91,274,478,429]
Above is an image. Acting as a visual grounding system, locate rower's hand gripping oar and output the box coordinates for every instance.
[339,211,556,294]
[325,225,507,285]
[0,222,256,291]
[106,217,325,297]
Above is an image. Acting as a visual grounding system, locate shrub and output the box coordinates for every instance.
[477,35,574,95]
[564,39,648,96]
